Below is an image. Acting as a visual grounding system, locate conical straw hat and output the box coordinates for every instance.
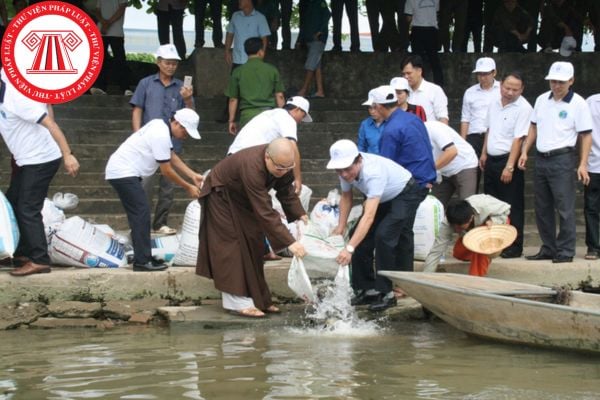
[462,224,517,255]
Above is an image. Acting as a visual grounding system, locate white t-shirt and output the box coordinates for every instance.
[96,0,127,37]
[228,108,297,154]
[105,119,172,180]
[408,79,449,122]
[340,152,412,203]
[425,121,478,177]
[0,74,61,166]
[531,90,592,153]
[586,94,600,173]
[485,95,532,156]
[404,0,439,28]
[461,81,500,134]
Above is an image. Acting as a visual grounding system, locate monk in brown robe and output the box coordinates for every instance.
[196,138,307,318]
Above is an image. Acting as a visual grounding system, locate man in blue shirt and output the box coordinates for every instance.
[130,44,195,235]
[357,89,386,154]
[373,85,436,189]
[328,140,421,312]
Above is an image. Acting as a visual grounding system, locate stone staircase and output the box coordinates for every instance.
[0,73,590,248]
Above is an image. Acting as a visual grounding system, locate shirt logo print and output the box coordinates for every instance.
[559,110,568,119]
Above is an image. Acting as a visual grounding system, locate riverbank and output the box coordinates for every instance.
[1,247,599,330]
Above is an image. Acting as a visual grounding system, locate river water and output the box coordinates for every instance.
[1,319,599,400]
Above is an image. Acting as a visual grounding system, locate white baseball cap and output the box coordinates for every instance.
[327,139,359,169]
[361,88,376,106]
[472,57,496,73]
[286,96,312,122]
[156,44,181,60]
[174,108,201,139]
[370,85,398,105]
[559,36,577,57]
[390,77,410,92]
[545,61,574,81]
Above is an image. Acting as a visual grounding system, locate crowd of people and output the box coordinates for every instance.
[2,1,600,319]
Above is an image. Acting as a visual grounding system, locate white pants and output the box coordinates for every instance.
[222,292,255,311]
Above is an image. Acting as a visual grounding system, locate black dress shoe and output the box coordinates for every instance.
[368,296,397,312]
[133,260,168,272]
[525,252,554,261]
[351,291,381,306]
[500,248,522,258]
[552,256,573,263]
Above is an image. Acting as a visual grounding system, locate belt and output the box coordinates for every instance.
[468,132,485,136]
[537,147,574,158]
[487,153,509,161]
[401,177,416,194]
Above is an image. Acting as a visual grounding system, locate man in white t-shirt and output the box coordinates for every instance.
[105,109,203,272]
[425,121,478,206]
[0,69,80,276]
[401,55,449,124]
[584,94,600,260]
[480,72,532,259]
[228,96,311,193]
[91,0,131,95]
[519,62,592,263]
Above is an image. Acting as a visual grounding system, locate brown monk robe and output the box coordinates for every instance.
[196,139,307,314]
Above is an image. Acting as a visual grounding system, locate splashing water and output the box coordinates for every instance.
[299,266,382,336]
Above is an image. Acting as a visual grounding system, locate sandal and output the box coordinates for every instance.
[229,307,265,318]
[264,305,280,313]
[585,252,598,260]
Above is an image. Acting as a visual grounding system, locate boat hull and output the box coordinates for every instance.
[380,272,600,353]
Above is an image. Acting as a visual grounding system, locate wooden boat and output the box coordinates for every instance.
[379,271,600,353]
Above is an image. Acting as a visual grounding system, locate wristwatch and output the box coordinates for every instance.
[345,244,355,254]
[505,165,514,172]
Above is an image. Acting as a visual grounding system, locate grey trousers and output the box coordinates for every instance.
[431,167,478,207]
[534,152,576,257]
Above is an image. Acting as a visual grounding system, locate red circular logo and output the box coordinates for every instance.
[1,1,103,103]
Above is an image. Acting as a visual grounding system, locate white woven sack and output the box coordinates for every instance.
[0,190,19,259]
[298,221,344,277]
[413,195,445,260]
[49,216,126,268]
[173,200,201,266]
[287,256,316,303]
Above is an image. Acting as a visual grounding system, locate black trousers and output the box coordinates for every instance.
[483,154,525,252]
[278,0,293,49]
[109,177,152,265]
[466,133,484,192]
[156,6,186,59]
[6,158,61,265]
[584,172,600,254]
[410,26,444,86]
[351,181,427,294]
[195,0,223,47]
[95,36,131,92]
[331,0,360,50]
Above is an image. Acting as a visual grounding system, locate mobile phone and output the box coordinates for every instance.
[184,75,193,88]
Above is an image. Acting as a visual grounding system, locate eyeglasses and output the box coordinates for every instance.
[267,151,295,171]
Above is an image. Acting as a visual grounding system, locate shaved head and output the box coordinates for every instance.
[267,138,294,161]
[265,138,296,176]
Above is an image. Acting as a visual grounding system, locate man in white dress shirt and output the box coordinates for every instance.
[460,57,501,191]
[519,62,592,263]
[480,72,532,258]
[401,55,449,124]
